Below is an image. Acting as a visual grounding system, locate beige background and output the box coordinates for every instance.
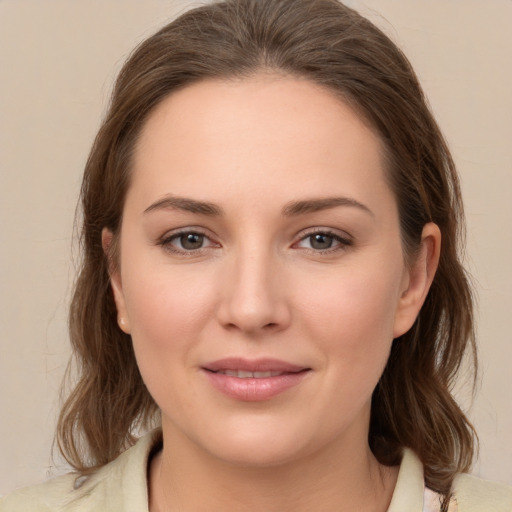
[0,0,510,496]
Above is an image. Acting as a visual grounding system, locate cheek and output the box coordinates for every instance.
[121,266,223,422]
[120,260,219,372]
[297,260,403,375]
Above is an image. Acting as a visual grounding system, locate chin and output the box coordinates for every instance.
[208,438,308,469]
[196,415,325,469]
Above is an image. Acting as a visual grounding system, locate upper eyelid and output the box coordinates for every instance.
[294,226,352,240]
[160,226,213,240]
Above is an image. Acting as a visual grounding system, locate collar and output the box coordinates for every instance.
[387,448,425,512]
[73,433,426,511]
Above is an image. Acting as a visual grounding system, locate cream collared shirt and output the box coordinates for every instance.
[2,430,511,511]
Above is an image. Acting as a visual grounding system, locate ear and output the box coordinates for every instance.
[393,222,441,338]
[102,228,131,334]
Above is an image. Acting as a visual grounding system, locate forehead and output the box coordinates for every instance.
[129,74,394,215]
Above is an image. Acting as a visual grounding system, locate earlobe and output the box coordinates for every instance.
[101,228,131,334]
[393,222,441,338]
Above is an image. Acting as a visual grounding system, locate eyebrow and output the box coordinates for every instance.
[144,196,223,216]
[143,195,373,217]
[282,197,374,217]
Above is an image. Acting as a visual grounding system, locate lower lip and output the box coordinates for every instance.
[203,370,310,401]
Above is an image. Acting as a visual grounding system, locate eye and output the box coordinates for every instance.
[159,230,218,253]
[305,233,336,250]
[176,232,207,250]
[295,230,352,252]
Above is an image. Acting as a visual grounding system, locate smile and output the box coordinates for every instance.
[202,358,310,401]
[212,370,286,378]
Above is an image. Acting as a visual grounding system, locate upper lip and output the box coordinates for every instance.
[202,358,308,373]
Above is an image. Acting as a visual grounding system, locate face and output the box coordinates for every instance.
[108,74,437,468]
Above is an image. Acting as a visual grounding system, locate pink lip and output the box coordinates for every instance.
[202,358,311,401]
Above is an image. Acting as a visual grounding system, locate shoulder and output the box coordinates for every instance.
[388,448,512,512]
[0,429,161,512]
[453,473,512,512]
[0,473,77,512]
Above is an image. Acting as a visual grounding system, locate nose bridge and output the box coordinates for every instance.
[218,240,290,334]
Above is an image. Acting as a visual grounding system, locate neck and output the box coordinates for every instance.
[148,426,398,512]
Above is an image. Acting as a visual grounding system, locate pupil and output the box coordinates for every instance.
[311,234,332,250]
[181,233,203,250]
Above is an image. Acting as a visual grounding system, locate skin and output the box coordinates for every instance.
[104,73,440,511]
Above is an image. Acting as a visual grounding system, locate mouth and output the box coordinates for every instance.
[203,357,308,374]
[202,358,311,401]
[210,370,291,378]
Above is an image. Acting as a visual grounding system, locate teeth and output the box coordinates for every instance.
[216,370,283,378]
[253,371,272,378]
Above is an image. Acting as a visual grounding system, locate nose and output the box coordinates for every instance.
[216,246,292,336]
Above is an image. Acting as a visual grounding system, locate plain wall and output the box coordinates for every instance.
[1,0,510,495]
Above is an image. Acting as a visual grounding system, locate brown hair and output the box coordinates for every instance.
[57,0,477,499]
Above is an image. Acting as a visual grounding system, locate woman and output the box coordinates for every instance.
[2,0,511,510]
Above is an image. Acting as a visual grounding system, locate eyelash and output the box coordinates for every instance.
[293,228,353,254]
[157,228,353,255]
[157,228,218,255]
